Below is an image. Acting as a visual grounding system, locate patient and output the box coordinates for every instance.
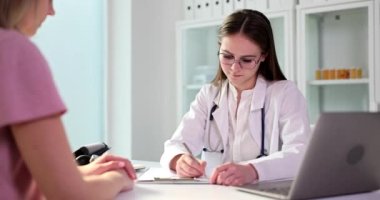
[0,0,135,199]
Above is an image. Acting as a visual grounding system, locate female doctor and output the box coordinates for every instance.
[160,9,311,186]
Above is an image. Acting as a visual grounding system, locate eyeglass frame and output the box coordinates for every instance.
[217,51,262,69]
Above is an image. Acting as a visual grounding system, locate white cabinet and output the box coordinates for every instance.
[246,0,268,12]
[234,0,246,10]
[177,0,379,123]
[299,0,367,7]
[176,20,220,120]
[176,7,296,120]
[265,9,296,81]
[183,0,195,20]
[296,0,377,123]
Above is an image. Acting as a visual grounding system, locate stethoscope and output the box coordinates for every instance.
[202,89,268,159]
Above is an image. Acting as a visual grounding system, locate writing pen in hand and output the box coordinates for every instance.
[182,142,205,176]
[182,142,194,157]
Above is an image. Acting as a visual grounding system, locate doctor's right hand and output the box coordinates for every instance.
[170,154,207,178]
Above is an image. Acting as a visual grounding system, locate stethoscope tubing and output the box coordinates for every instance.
[204,97,267,158]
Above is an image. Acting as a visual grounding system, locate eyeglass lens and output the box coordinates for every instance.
[218,52,260,69]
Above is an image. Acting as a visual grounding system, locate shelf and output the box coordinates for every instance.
[308,78,369,85]
[297,0,368,10]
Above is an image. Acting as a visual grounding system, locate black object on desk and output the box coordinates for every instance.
[74,142,109,165]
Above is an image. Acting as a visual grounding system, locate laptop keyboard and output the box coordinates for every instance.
[237,179,293,198]
[258,186,291,196]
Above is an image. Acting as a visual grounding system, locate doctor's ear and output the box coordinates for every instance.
[260,53,268,63]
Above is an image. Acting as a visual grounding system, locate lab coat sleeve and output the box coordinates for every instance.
[241,81,311,181]
[160,85,213,170]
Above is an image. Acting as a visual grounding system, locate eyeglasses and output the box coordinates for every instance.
[218,52,261,69]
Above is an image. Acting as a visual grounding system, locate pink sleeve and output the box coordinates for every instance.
[0,30,67,127]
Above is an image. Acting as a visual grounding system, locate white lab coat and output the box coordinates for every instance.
[160,76,311,181]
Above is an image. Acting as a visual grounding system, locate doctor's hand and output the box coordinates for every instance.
[210,162,258,186]
[170,154,207,178]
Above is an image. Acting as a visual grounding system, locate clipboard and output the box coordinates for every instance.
[137,167,209,184]
[133,163,146,172]
[138,177,209,184]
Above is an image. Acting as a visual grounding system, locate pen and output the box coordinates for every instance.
[182,142,193,156]
[183,142,205,176]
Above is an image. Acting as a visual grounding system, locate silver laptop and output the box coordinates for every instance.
[236,112,380,199]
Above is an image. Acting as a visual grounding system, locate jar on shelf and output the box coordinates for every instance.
[315,69,322,80]
[349,68,358,79]
[322,69,329,80]
[337,68,350,79]
[328,69,336,80]
[357,67,362,78]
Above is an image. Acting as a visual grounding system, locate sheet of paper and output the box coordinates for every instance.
[137,167,209,184]
[132,163,146,172]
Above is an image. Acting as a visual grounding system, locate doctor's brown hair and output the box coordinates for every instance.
[211,9,286,86]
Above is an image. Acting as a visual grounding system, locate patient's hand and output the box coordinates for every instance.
[79,153,136,180]
[106,169,135,192]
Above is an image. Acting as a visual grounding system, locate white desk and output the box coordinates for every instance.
[116,184,380,200]
[116,161,380,200]
[117,184,270,200]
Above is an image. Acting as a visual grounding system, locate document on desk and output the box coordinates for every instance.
[137,167,209,184]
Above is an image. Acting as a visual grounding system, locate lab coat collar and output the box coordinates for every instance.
[249,75,267,152]
[212,80,228,107]
[210,77,268,152]
[211,81,229,150]
[213,76,267,111]
[250,75,267,112]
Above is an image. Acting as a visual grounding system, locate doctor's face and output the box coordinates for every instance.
[219,33,264,92]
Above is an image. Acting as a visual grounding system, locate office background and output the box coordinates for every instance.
[33,0,181,161]
[33,0,379,161]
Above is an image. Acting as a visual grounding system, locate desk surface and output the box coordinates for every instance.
[116,161,380,200]
[116,184,380,200]
[117,184,270,200]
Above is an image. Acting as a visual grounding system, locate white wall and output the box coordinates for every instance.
[33,0,106,150]
[107,0,182,160]
[34,0,183,160]
[107,0,133,158]
[131,0,182,161]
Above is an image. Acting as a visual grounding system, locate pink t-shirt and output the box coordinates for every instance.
[0,28,66,199]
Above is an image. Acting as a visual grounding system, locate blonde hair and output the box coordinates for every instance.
[0,0,33,29]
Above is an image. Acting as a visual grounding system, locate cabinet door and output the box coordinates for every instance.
[176,22,220,120]
[267,11,296,80]
[297,1,376,124]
